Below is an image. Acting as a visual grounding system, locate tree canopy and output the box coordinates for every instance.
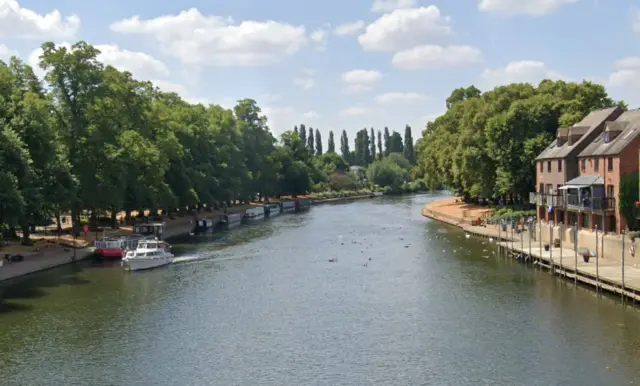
[416,80,626,201]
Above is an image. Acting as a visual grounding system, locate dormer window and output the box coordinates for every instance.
[604,132,611,143]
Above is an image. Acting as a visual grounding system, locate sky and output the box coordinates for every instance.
[1,0,640,148]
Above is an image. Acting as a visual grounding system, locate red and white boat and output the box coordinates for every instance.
[93,223,166,260]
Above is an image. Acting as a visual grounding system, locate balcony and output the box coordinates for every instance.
[566,194,615,212]
[529,192,564,207]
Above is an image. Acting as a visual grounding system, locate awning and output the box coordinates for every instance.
[558,175,604,189]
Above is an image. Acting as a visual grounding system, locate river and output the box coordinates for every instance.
[1,194,640,385]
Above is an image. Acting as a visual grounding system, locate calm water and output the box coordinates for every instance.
[2,194,640,385]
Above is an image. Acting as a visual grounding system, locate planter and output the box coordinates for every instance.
[583,254,590,263]
[544,244,550,251]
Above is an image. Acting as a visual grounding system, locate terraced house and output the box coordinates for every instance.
[531,107,622,224]
[532,107,640,235]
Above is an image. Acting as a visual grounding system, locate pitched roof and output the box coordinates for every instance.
[565,175,604,186]
[578,109,640,157]
[536,107,621,160]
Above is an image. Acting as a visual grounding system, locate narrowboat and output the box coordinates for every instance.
[244,206,265,221]
[192,217,220,234]
[265,203,281,217]
[296,198,312,212]
[220,212,244,228]
[280,200,296,213]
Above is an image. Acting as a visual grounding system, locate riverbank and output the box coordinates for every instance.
[0,194,384,282]
[423,196,640,303]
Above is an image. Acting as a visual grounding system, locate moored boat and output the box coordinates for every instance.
[93,236,141,259]
[193,217,220,234]
[220,212,244,228]
[280,200,296,213]
[265,203,281,217]
[296,198,312,212]
[244,206,265,221]
[121,238,174,271]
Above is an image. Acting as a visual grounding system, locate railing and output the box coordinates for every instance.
[566,194,615,212]
[529,192,564,207]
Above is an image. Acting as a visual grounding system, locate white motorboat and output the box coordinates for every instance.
[121,238,174,271]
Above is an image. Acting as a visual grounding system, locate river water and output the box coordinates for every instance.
[1,194,640,385]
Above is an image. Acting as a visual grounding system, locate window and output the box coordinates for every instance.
[539,162,543,172]
[582,213,590,229]
[608,157,613,171]
[539,183,544,193]
[547,161,551,172]
[558,160,562,172]
[581,159,586,171]
[607,185,614,198]
[594,158,599,171]
[546,184,553,194]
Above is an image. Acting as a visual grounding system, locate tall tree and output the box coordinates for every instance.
[299,124,307,145]
[307,127,315,153]
[340,130,350,164]
[389,131,403,154]
[383,126,390,156]
[327,130,335,153]
[370,128,376,161]
[315,128,323,155]
[294,125,298,134]
[403,125,415,164]
[377,130,383,159]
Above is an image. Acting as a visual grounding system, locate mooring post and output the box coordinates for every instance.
[559,222,563,277]
[510,217,514,255]
[498,219,501,257]
[520,217,524,257]
[528,218,532,261]
[574,221,578,286]
[539,217,543,266]
[595,224,600,294]
[549,221,554,275]
[622,228,626,304]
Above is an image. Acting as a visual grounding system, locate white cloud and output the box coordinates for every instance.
[341,69,383,93]
[480,60,565,88]
[294,68,315,89]
[110,8,307,67]
[28,43,170,82]
[151,79,211,105]
[607,57,640,97]
[94,44,170,80]
[478,0,578,16]
[371,0,417,13]
[340,106,370,117]
[358,6,452,52]
[0,44,18,61]
[310,29,327,51]
[614,57,640,69]
[333,21,364,36]
[0,0,80,39]
[633,9,640,33]
[392,45,482,70]
[376,92,427,104]
[301,111,320,119]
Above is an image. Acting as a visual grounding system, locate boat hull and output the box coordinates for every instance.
[94,248,125,259]
[122,255,174,271]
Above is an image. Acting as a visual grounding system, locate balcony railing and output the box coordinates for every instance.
[566,194,615,212]
[529,192,564,207]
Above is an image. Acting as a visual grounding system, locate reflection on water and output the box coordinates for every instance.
[1,194,640,385]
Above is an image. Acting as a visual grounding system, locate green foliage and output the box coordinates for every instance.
[367,154,411,190]
[417,80,623,200]
[619,172,639,230]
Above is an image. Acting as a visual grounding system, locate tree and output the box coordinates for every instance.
[389,131,403,154]
[340,130,350,163]
[327,130,335,153]
[619,173,639,230]
[315,128,323,155]
[377,130,383,159]
[383,126,390,156]
[307,127,315,153]
[370,128,376,161]
[299,124,307,145]
[294,125,298,134]
[403,125,415,164]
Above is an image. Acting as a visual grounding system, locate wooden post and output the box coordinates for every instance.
[549,220,554,275]
[498,219,501,257]
[528,218,532,261]
[595,224,600,294]
[574,221,578,286]
[560,222,563,276]
[622,228,626,304]
[520,217,524,257]
[539,218,543,266]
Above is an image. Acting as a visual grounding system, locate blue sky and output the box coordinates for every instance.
[1,0,640,146]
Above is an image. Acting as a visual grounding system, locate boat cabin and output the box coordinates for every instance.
[133,222,166,239]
